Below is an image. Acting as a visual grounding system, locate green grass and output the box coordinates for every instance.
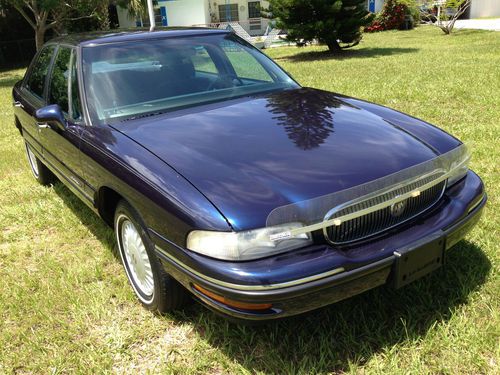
[1,26,499,374]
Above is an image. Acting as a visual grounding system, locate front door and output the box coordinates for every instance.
[39,46,90,203]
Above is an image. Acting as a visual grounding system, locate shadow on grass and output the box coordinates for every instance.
[52,182,117,258]
[0,63,27,73]
[179,241,490,373]
[451,28,496,37]
[275,47,419,62]
[0,74,23,88]
[53,181,489,373]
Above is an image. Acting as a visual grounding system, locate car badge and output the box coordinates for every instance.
[390,199,407,217]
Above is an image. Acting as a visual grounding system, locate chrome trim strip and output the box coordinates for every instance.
[272,165,466,241]
[468,193,485,214]
[321,169,444,222]
[155,245,345,291]
[41,154,94,202]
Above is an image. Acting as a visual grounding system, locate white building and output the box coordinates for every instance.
[469,0,500,18]
[117,0,271,36]
[367,0,500,17]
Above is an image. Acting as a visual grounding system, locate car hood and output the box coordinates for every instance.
[112,88,454,231]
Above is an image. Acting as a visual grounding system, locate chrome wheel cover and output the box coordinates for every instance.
[117,215,155,301]
[25,143,39,178]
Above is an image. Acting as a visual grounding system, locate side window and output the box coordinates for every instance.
[69,50,82,121]
[220,41,273,82]
[26,46,55,98]
[189,46,218,74]
[48,47,72,113]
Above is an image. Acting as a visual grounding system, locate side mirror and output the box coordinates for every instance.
[35,104,67,130]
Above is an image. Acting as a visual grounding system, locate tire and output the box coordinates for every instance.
[114,200,189,313]
[25,141,55,186]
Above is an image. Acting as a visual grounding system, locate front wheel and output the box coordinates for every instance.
[114,200,189,313]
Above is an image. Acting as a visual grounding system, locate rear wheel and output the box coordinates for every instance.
[114,200,189,313]
[25,141,55,186]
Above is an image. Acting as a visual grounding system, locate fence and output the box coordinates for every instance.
[0,38,36,68]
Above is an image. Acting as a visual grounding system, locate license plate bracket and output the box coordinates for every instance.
[393,235,445,289]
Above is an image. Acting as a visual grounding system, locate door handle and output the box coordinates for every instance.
[36,122,51,131]
[13,101,24,108]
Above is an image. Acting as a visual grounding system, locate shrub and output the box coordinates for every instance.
[365,0,414,32]
[382,0,407,29]
[365,13,385,32]
[399,0,421,26]
[268,0,375,52]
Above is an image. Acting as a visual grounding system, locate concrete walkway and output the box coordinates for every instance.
[453,18,500,31]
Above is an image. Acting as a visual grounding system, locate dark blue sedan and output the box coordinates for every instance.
[12,28,486,321]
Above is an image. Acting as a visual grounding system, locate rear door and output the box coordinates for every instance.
[40,46,90,203]
[15,45,56,157]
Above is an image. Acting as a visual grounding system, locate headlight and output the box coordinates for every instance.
[447,146,470,187]
[186,222,313,261]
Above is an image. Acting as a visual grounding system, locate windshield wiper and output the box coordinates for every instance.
[120,110,167,122]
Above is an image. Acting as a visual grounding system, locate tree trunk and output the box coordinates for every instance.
[327,40,342,53]
[35,27,46,51]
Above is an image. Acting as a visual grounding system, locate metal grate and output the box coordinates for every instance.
[324,174,446,245]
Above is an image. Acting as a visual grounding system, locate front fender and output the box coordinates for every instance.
[79,125,231,247]
[342,97,462,154]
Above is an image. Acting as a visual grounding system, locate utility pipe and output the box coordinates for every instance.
[147,0,155,31]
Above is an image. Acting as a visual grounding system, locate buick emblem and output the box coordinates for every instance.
[390,200,407,217]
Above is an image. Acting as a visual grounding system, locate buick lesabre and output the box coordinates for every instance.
[12,29,486,320]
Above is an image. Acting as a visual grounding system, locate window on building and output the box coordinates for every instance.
[140,7,163,27]
[219,4,239,22]
[248,1,261,18]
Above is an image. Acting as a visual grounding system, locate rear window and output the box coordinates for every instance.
[26,46,56,98]
[190,46,218,74]
[221,40,273,82]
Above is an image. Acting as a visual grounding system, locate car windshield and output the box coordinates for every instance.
[82,33,299,124]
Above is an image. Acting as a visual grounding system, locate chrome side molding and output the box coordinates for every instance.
[155,245,345,291]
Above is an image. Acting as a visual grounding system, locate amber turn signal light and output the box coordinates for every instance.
[193,284,272,311]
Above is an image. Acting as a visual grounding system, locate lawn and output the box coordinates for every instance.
[0,26,499,374]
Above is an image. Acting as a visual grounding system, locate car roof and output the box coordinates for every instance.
[49,27,231,47]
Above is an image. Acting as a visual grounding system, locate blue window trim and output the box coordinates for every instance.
[160,6,168,26]
[369,0,376,13]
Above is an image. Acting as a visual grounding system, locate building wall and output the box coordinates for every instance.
[160,0,211,26]
[470,0,500,18]
[375,0,384,12]
[116,0,273,35]
[117,6,137,28]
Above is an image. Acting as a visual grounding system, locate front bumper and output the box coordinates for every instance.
[154,171,486,321]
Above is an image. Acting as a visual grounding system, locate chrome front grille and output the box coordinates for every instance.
[324,174,446,244]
